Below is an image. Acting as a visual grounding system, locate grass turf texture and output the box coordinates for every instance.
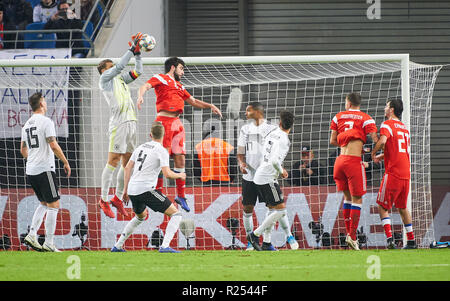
[0,249,448,281]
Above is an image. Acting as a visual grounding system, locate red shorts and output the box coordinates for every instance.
[333,155,366,196]
[376,173,409,210]
[155,115,185,156]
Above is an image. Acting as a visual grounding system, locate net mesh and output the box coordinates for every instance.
[0,57,442,250]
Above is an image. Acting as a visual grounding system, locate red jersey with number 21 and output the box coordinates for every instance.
[147,74,191,114]
[379,119,410,179]
[330,109,377,146]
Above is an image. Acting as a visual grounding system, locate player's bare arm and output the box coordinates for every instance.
[237,146,248,174]
[137,82,153,110]
[20,141,28,159]
[371,135,387,163]
[48,137,71,177]
[162,166,186,181]
[369,131,379,144]
[185,96,222,118]
[329,130,338,146]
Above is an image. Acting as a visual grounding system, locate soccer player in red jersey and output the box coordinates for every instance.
[330,92,378,250]
[137,57,222,212]
[372,98,417,249]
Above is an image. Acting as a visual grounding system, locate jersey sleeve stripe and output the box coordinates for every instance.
[362,119,375,128]
[153,74,168,85]
[380,123,393,136]
[129,70,139,80]
[332,116,338,124]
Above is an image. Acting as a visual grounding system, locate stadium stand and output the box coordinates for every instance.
[23,21,56,49]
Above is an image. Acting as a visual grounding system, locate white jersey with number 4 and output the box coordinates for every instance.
[253,127,290,185]
[127,141,169,196]
[21,114,57,176]
[237,120,277,181]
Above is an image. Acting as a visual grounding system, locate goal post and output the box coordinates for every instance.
[0,53,442,251]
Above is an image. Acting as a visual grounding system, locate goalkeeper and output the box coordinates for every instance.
[97,33,144,219]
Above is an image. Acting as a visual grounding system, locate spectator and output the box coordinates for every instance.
[1,0,33,30]
[33,0,59,23]
[44,1,86,56]
[290,145,324,186]
[0,3,16,49]
[362,137,381,181]
[193,130,237,185]
[80,0,100,29]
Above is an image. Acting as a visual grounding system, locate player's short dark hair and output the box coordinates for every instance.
[346,92,362,107]
[248,102,264,113]
[165,57,185,73]
[279,110,294,130]
[151,121,165,140]
[29,92,43,112]
[97,59,113,74]
[387,98,403,118]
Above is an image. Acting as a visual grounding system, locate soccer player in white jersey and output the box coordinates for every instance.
[21,92,71,252]
[97,34,144,219]
[111,122,186,253]
[238,102,298,251]
[247,110,295,251]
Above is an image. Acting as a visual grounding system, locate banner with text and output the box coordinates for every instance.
[0,49,71,138]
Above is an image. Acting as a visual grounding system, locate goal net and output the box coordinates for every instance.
[0,53,442,251]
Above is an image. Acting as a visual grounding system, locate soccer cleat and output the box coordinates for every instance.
[159,246,181,253]
[387,237,396,249]
[24,234,43,252]
[262,242,278,251]
[246,232,262,251]
[98,199,115,218]
[42,242,61,252]
[403,241,418,249]
[174,196,190,212]
[111,246,126,252]
[345,234,360,251]
[245,242,254,251]
[287,235,299,250]
[110,195,129,217]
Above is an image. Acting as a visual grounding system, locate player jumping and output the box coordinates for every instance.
[97,33,144,219]
[372,98,417,249]
[137,57,222,212]
[329,92,378,250]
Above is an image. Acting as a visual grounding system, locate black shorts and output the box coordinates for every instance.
[242,179,264,206]
[27,171,60,203]
[256,182,284,207]
[129,190,173,215]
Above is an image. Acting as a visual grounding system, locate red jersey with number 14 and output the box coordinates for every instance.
[147,74,191,114]
[379,119,410,179]
[330,109,377,146]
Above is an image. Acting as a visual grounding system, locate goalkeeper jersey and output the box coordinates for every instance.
[99,50,143,133]
[237,119,277,182]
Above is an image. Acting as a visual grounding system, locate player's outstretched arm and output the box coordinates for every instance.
[371,135,387,163]
[185,96,222,118]
[162,166,186,181]
[137,83,153,110]
[47,137,71,177]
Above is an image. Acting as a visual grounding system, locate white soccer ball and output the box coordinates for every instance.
[139,34,156,52]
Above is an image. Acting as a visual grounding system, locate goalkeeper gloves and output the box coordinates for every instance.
[128,32,143,55]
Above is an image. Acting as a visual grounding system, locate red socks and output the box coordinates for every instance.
[350,203,362,240]
[343,201,352,235]
[381,217,392,239]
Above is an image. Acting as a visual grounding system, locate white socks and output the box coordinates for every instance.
[44,207,59,246]
[254,209,286,237]
[263,209,275,243]
[243,212,253,235]
[161,212,182,248]
[115,215,145,249]
[29,204,47,237]
[279,213,293,237]
[115,165,125,200]
[101,164,116,202]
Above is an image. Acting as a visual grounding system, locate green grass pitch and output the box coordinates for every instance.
[0,249,448,281]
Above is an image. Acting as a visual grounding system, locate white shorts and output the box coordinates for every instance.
[109,121,136,154]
